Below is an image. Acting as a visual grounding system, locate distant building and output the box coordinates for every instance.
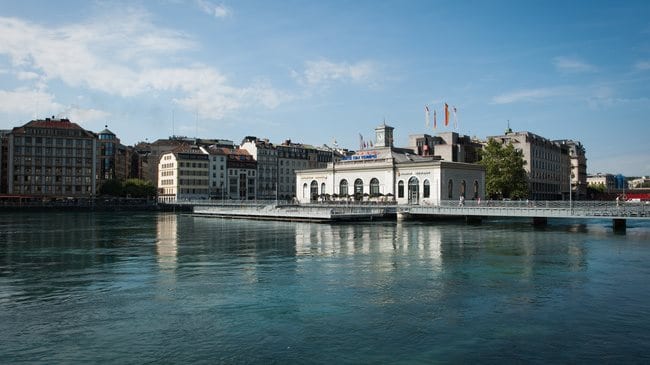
[241,136,335,201]
[487,129,586,200]
[0,130,10,194]
[157,145,210,202]
[587,173,616,192]
[630,176,650,188]
[222,147,257,200]
[5,117,98,197]
[555,139,588,200]
[296,123,485,205]
[140,137,235,187]
[240,137,278,200]
[200,146,228,199]
[408,132,482,163]
[97,127,133,187]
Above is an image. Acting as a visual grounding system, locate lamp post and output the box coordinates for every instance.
[331,139,337,200]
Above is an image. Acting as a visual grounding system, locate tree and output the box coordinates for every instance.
[479,138,528,199]
[99,178,156,198]
[99,179,124,196]
[123,179,157,198]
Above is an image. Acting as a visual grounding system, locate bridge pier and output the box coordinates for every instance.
[396,211,410,221]
[613,219,626,233]
[532,217,548,227]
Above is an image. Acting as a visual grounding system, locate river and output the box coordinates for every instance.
[1,211,649,363]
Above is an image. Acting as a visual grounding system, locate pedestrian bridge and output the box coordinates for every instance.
[164,199,649,231]
[400,200,649,231]
[402,200,648,219]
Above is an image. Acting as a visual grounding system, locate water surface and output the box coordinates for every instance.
[1,212,649,363]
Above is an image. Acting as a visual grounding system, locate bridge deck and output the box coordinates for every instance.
[167,200,649,221]
[404,201,649,220]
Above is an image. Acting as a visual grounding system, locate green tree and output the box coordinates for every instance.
[123,179,157,198]
[479,138,529,199]
[99,179,124,196]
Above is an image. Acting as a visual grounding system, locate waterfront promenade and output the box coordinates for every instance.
[176,199,650,230]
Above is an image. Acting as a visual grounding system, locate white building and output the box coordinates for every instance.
[200,146,228,199]
[157,146,210,202]
[295,123,485,205]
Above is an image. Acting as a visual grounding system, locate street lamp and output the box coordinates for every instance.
[331,139,337,200]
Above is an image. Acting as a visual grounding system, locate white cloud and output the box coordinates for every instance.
[62,107,111,124]
[0,89,61,115]
[0,88,109,123]
[297,60,377,86]
[196,0,232,18]
[635,60,650,71]
[491,87,570,104]
[16,71,40,80]
[553,56,597,73]
[0,9,290,121]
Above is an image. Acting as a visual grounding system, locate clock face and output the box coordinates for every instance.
[378,132,384,142]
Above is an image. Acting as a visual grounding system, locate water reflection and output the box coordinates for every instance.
[156,213,178,271]
[291,220,590,284]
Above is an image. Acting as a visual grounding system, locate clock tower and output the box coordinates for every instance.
[375,122,394,148]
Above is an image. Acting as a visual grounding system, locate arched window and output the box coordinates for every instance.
[398,181,404,198]
[408,177,419,204]
[370,178,380,196]
[473,180,479,199]
[448,179,453,199]
[423,179,430,198]
[302,183,308,199]
[310,180,318,202]
[354,178,364,201]
[460,180,466,198]
[339,179,348,196]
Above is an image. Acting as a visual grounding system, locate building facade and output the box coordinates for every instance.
[296,124,485,205]
[487,129,586,200]
[241,136,335,201]
[200,146,228,199]
[224,148,257,200]
[5,117,98,198]
[587,173,617,192]
[97,127,133,187]
[157,146,210,202]
[555,139,588,200]
[240,137,278,200]
[409,132,482,163]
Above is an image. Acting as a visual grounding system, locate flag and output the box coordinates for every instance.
[444,103,449,126]
[369,141,373,147]
[424,105,430,127]
[359,133,364,150]
[433,109,437,129]
[452,106,458,129]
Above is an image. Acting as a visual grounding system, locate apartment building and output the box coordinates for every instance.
[97,127,133,186]
[241,137,334,201]
[222,148,257,200]
[5,117,98,197]
[555,139,588,200]
[157,145,210,202]
[200,146,228,199]
[487,129,585,200]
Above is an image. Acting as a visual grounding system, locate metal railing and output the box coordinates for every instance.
[407,200,648,219]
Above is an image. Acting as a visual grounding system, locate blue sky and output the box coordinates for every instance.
[0,0,648,175]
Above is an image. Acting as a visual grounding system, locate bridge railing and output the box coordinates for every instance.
[417,200,648,218]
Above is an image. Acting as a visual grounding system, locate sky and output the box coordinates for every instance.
[0,0,648,176]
